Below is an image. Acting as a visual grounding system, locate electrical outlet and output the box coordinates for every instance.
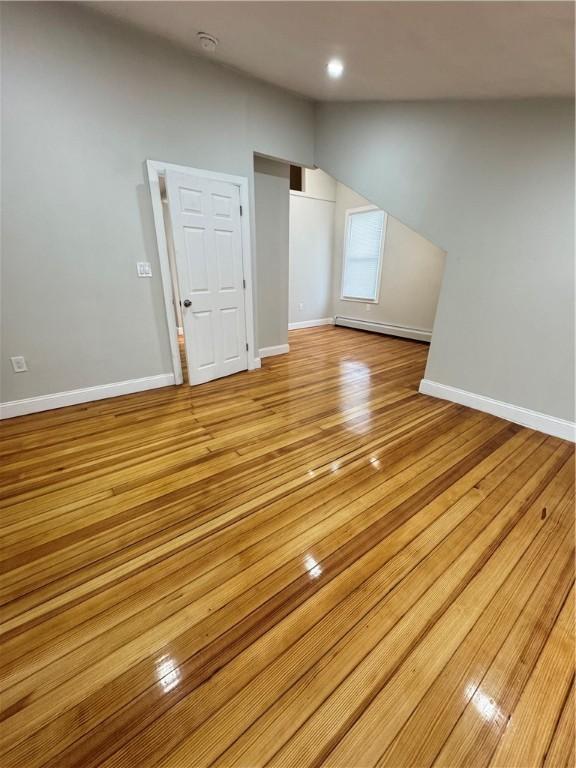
[137,262,152,277]
[10,356,28,373]
[298,302,304,311]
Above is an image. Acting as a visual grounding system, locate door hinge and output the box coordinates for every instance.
[239,205,243,216]
[245,342,249,351]
[242,278,246,290]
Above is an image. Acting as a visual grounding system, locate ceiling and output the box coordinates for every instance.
[87,1,574,101]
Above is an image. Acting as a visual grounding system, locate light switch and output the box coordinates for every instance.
[11,356,28,373]
[137,262,152,277]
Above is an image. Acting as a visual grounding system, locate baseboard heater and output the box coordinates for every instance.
[334,316,432,343]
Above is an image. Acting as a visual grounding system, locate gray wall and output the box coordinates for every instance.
[2,4,573,424]
[316,100,574,421]
[332,183,446,334]
[1,2,314,401]
[254,157,290,349]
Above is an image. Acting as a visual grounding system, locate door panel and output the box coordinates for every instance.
[220,307,242,362]
[192,311,216,369]
[180,187,203,214]
[212,193,233,218]
[166,171,248,385]
[215,230,236,291]
[184,227,209,292]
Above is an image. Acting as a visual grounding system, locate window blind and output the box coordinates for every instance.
[342,209,385,301]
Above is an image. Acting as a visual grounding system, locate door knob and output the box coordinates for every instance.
[183,299,192,307]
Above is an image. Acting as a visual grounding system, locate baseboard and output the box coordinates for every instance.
[288,318,334,330]
[0,373,176,419]
[419,379,576,442]
[177,327,184,336]
[259,344,290,358]
[334,316,432,343]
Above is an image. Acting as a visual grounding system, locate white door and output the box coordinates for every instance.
[165,171,248,385]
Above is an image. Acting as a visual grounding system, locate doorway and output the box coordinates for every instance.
[147,160,258,386]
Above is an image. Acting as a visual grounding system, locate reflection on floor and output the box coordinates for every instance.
[0,326,574,768]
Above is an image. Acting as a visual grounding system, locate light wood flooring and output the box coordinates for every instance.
[0,326,574,767]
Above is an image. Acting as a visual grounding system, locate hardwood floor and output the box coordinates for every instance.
[0,326,574,768]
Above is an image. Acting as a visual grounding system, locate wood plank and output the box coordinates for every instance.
[196,446,572,768]
[11,428,541,768]
[0,327,573,768]
[488,589,574,768]
[160,439,567,768]
[542,678,575,768]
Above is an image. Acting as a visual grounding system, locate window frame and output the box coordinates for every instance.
[340,205,387,304]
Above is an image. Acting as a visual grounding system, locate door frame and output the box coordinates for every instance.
[146,159,258,385]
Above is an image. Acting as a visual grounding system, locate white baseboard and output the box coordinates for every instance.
[335,316,431,343]
[259,344,290,358]
[288,318,334,330]
[419,379,576,442]
[0,373,176,419]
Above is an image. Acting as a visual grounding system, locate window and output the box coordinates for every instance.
[341,207,386,302]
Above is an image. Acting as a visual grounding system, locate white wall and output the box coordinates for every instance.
[289,169,336,325]
[316,99,574,422]
[297,168,338,201]
[289,192,335,325]
[1,2,314,403]
[288,168,446,332]
[254,157,290,349]
[332,183,446,336]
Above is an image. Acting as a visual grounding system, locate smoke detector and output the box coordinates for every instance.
[197,32,218,53]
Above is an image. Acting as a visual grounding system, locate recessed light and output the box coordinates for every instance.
[327,59,344,79]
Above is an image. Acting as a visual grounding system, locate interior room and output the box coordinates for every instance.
[1,2,574,767]
[287,166,446,343]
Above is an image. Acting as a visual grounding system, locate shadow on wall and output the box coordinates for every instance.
[288,168,447,343]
